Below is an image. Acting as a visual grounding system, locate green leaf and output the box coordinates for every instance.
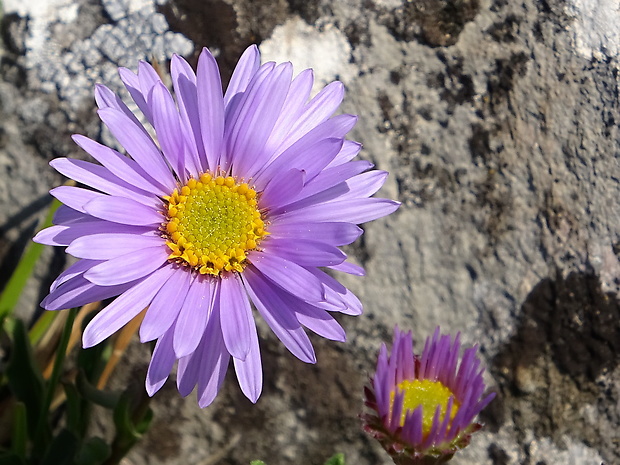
[75,437,111,465]
[250,461,267,465]
[11,402,27,457]
[112,390,152,439]
[0,452,26,465]
[76,370,120,410]
[324,454,346,465]
[34,307,77,455]
[77,319,110,384]
[106,386,153,464]
[5,319,45,441]
[63,381,83,436]
[40,429,78,465]
[132,408,153,436]
[0,199,60,319]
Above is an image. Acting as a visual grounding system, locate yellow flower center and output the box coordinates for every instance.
[392,379,459,434]
[163,173,267,276]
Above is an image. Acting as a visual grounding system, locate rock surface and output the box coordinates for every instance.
[1,0,619,464]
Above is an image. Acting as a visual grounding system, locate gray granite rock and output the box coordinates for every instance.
[0,0,618,464]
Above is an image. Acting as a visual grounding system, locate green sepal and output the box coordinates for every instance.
[75,437,111,465]
[40,429,78,465]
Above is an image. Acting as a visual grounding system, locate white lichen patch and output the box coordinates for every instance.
[2,0,193,115]
[260,16,354,94]
[566,0,620,61]
[527,435,605,465]
[373,0,404,8]
[3,0,78,56]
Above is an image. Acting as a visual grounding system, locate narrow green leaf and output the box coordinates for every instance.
[34,307,77,454]
[0,199,60,319]
[11,403,27,457]
[324,454,346,465]
[63,382,82,436]
[76,437,111,465]
[5,319,45,441]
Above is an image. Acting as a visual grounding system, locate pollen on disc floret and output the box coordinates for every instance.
[163,173,267,276]
[392,378,460,433]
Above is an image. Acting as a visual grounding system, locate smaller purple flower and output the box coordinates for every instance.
[363,327,495,465]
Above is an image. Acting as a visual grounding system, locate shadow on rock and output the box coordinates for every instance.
[484,271,620,462]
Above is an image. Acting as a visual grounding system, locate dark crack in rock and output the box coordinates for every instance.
[344,14,371,50]
[434,52,476,112]
[485,52,530,114]
[1,13,28,56]
[287,0,323,25]
[380,84,460,208]
[469,123,492,165]
[486,14,522,43]
[488,443,510,465]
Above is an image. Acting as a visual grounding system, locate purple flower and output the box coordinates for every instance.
[363,327,495,465]
[34,46,399,407]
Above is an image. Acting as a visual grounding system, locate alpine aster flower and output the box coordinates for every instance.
[34,45,399,407]
[363,327,495,465]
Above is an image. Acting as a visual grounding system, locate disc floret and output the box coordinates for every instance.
[393,379,459,433]
[163,173,267,275]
